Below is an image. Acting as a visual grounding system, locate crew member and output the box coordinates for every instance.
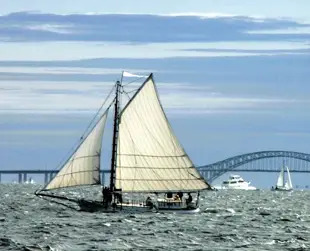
[186,193,193,205]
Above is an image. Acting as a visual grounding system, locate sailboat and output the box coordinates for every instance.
[35,73,211,213]
[273,164,293,191]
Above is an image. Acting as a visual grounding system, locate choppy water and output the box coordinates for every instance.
[0,184,310,250]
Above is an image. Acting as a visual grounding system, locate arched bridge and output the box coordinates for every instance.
[197,151,310,183]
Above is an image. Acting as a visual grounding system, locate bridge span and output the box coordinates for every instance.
[1,151,310,185]
[197,151,310,183]
[0,170,110,184]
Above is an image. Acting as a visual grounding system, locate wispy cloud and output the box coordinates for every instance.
[247,27,310,34]
[161,91,308,115]
[0,40,309,61]
[0,129,80,136]
[0,12,308,115]
[0,78,307,115]
[0,12,309,43]
[182,48,310,55]
[0,66,152,75]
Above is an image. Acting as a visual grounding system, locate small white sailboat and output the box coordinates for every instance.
[25,177,35,184]
[273,164,293,191]
[35,72,211,213]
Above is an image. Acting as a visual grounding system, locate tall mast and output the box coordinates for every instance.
[110,80,121,192]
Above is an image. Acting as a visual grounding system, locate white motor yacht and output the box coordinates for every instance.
[221,175,257,190]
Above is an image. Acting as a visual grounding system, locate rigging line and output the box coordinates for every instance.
[80,84,116,141]
[122,76,147,87]
[119,153,187,158]
[115,165,193,169]
[55,113,109,190]
[115,178,201,181]
[48,169,101,177]
[57,158,75,190]
[44,101,112,192]
[122,91,133,107]
[53,84,116,172]
[38,195,79,211]
[122,88,140,94]
[120,88,138,113]
[187,172,205,180]
[118,80,123,191]
[60,154,100,161]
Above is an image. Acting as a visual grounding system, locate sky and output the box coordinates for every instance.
[0,1,309,187]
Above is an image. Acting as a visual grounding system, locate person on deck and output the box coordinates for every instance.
[116,193,123,204]
[166,192,173,199]
[177,192,183,201]
[186,193,193,205]
[102,187,112,207]
[174,194,180,201]
[146,196,153,207]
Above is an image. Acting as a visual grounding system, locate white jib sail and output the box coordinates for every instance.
[276,167,284,188]
[44,110,109,190]
[116,75,210,193]
[285,166,293,189]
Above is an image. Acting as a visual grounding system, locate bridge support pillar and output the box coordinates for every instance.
[44,173,48,184]
[101,172,105,185]
[23,173,27,183]
[0,174,1,183]
[49,172,53,181]
[18,173,22,183]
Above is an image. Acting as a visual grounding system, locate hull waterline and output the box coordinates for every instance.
[78,200,201,214]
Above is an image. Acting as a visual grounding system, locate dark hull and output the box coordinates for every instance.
[78,200,200,213]
[36,192,200,213]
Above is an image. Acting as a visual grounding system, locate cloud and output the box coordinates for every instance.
[181,48,310,55]
[0,129,80,136]
[25,24,75,34]
[0,77,307,115]
[160,91,308,115]
[0,66,152,75]
[0,12,309,43]
[164,12,240,18]
[1,40,309,61]
[2,53,308,88]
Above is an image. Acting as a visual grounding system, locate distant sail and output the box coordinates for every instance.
[115,75,210,192]
[276,167,284,188]
[285,166,293,190]
[44,110,109,190]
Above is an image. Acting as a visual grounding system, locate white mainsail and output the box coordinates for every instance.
[276,167,284,188]
[285,166,293,190]
[115,75,209,192]
[44,110,109,190]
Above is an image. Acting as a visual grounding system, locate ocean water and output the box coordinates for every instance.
[0,184,309,251]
